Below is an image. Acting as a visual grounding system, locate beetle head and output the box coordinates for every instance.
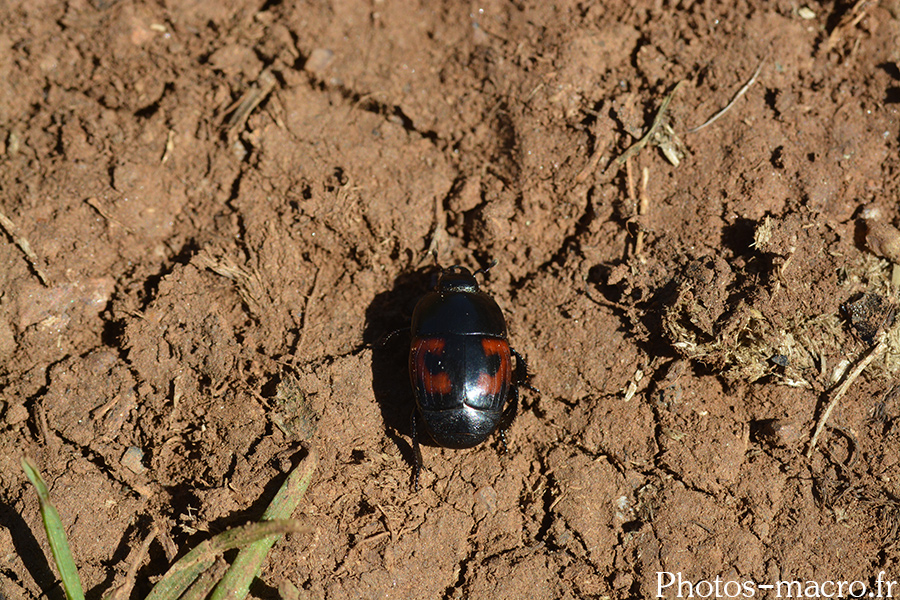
[438,266,479,292]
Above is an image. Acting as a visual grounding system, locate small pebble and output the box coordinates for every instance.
[121,446,147,475]
[305,48,334,75]
[474,485,498,520]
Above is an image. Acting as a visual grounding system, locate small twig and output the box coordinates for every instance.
[548,491,567,513]
[161,130,175,164]
[224,69,278,139]
[86,197,134,233]
[624,159,638,255]
[0,208,50,286]
[574,131,613,184]
[688,59,765,134]
[606,81,685,173]
[825,0,875,52]
[625,158,636,210]
[690,520,714,535]
[358,531,390,545]
[807,332,888,459]
[293,267,321,362]
[623,162,651,258]
[375,503,397,542]
[105,524,159,600]
[634,166,650,257]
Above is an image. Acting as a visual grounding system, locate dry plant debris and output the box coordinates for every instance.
[0,208,50,286]
[688,59,766,134]
[607,81,685,172]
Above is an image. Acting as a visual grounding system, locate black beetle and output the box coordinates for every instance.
[408,265,531,488]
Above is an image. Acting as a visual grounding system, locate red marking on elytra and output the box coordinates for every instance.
[414,338,452,394]
[477,338,511,395]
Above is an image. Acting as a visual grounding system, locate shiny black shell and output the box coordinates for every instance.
[409,266,512,448]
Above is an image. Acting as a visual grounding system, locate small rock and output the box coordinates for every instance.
[473,485,498,521]
[304,48,334,75]
[121,446,147,475]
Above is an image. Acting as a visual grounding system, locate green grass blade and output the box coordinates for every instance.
[144,520,310,600]
[20,457,86,600]
[177,557,227,600]
[209,449,318,600]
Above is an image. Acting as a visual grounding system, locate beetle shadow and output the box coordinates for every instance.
[363,267,441,468]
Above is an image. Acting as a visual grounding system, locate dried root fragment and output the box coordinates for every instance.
[0,209,50,286]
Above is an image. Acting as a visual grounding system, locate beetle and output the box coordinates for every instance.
[408,264,531,488]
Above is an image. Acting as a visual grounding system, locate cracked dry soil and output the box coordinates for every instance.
[3,1,900,599]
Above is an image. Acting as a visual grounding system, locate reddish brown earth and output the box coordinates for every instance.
[3,1,900,598]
